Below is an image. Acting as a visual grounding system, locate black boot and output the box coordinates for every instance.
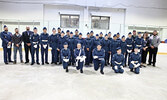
[100,70,104,74]
[31,63,34,65]
[5,62,8,64]
[66,67,69,72]
[80,69,83,73]
[37,62,40,65]
[45,62,49,64]
[21,60,24,63]
[130,68,133,72]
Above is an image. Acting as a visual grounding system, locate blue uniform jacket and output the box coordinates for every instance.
[120,41,127,54]
[110,40,120,54]
[40,33,49,45]
[125,37,133,50]
[30,33,40,48]
[1,31,12,47]
[112,53,124,66]
[49,34,59,49]
[61,48,71,59]
[130,52,141,64]
[92,48,105,59]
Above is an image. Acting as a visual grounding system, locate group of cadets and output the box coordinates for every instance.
[1,25,160,75]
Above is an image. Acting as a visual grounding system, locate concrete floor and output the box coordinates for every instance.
[0,51,167,100]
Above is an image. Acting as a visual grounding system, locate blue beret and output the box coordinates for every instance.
[96,34,99,36]
[57,27,61,30]
[108,32,111,34]
[4,25,7,28]
[100,32,103,35]
[79,33,82,35]
[33,27,37,30]
[113,34,117,37]
[70,32,73,34]
[52,28,56,30]
[122,35,125,38]
[105,34,108,36]
[43,27,47,30]
[134,46,138,49]
[64,42,68,45]
[66,30,70,32]
[128,32,132,35]
[90,31,93,33]
[75,29,78,32]
[117,32,120,35]
[116,47,121,50]
[97,43,101,46]
[138,32,142,34]
[87,32,90,35]
[61,31,64,33]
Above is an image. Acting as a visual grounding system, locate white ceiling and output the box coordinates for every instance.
[0,0,167,9]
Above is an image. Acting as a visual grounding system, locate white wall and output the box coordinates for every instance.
[0,3,43,20]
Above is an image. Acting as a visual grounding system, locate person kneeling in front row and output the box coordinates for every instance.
[129,46,141,74]
[92,43,105,74]
[61,42,71,72]
[74,43,86,73]
[112,47,124,74]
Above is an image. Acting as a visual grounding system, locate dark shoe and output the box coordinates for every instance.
[72,63,74,66]
[21,60,24,63]
[55,62,57,65]
[51,62,54,64]
[100,70,104,74]
[42,63,44,65]
[153,64,156,67]
[130,69,133,72]
[13,61,16,64]
[80,69,83,73]
[45,62,49,64]
[66,68,69,72]
[5,62,8,64]
[9,61,13,63]
[25,61,29,64]
[31,63,34,65]
[59,62,62,65]
[147,63,151,66]
[37,62,40,65]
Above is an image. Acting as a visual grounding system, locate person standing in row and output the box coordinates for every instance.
[110,34,120,66]
[148,30,160,67]
[49,28,59,65]
[67,32,75,66]
[125,32,133,66]
[12,28,23,64]
[141,32,150,67]
[85,32,93,66]
[30,27,40,65]
[58,31,68,64]
[40,27,49,65]
[120,35,127,67]
[1,25,13,64]
[22,26,33,64]
[101,34,111,66]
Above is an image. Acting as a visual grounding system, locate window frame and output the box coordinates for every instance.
[60,14,80,28]
[91,15,110,30]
